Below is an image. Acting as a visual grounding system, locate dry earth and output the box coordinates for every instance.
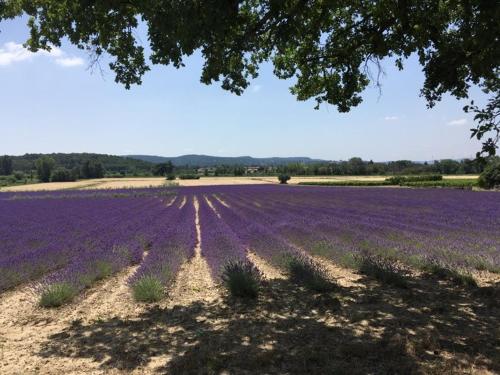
[1,250,498,374]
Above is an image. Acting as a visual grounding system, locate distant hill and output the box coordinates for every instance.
[127,154,328,167]
[11,153,153,174]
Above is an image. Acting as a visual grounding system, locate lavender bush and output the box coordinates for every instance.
[199,196,261,297]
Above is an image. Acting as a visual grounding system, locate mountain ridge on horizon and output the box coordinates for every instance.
[126,154,329,167]
[126,154,467,166]
[4,152,470,169]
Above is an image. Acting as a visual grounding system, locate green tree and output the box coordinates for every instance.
[437,159,461,175]
[278,174,291,184]
[2,1,498,156]
[0,155,13,175]
[234,166,245,176]
[13,171,25,180]
[347,157,366,175]
[152,161,174,176]
[478,159,500,189]
[51,167,76,182]
[35,156,56,182]
[462,159,482,174]
[464,91,500,159]
[81,160,104,179]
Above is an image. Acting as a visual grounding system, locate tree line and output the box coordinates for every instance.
[0,154,490,186]
[34,157,105,182]
[1,155,106,183]
[275,158,484,176]
[181,158,485,177]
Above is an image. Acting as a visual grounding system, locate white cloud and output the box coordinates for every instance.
[446,118,467,127]
[384,116,399,121]
[0,42,33,65]
[252,84,262,93]
[55,57,84,67]
[0,41,82,68]
[40,47,64,58]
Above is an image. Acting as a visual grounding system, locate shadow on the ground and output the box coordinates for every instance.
[38,273,500,374]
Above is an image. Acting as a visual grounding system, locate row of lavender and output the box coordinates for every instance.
[203,185,500,273]
[0,192,194,301]
[0,186,174,201]
[128,195,196,301]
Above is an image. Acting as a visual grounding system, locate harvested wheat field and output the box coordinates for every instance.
[1,185,499,374]
[0,176,275,192]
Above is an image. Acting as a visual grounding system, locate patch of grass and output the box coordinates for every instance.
[420,261,478,287]
[95,260,113,280]
[406,255,427,270]
[465,256,500,273]
[298,176,478,189]
[79,274,95,289]
[357,254,409,289]
[40,282,78,308]
[338,253,363,269]
[446,270,477,288]
[284,254,336,292]
[78,260,114,288]
[385,174,443,183]
[132,275,164,302]
[401,179,478,189]
[310,241,335,258]
[298,180,392,187]
[221,260,262,299]
[0,268,23,291]
[178,174,200,180]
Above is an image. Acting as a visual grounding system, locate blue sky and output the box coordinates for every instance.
[0,17,486,161]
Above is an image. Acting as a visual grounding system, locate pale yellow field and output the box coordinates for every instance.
[442,175,479,180]
[0,178,166,192]
[0,175,479,192]
[0,176,274,191]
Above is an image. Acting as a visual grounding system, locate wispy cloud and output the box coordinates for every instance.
[446,118,467,127]
[55,57,84,67]
[384,115,399,121]
[252,84,262,93]
[0,42,83,67]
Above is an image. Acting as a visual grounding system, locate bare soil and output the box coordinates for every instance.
[0,265,143,374]
[1,252,499,374]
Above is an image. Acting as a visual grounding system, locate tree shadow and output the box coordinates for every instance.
[38,274,500,374]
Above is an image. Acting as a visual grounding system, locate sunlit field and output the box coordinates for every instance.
[0,185,498,374]
[0,174,479,192]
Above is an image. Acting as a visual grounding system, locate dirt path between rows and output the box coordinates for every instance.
[163,196,219,306]
[135,196,221,373]
[0,263,143,374]
[247,251,285,280]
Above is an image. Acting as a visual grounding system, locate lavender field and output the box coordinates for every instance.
[1,185,499,294]
[1,185,499,374]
